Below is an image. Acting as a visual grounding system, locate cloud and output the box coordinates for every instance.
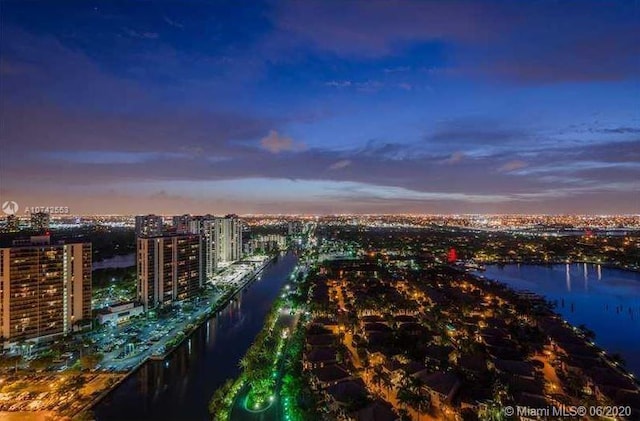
[0,58,36,76]
[123,28,159,39]
[358,140,412,160]
[324,80,381,92]
[163,16,184,29]
[2,26,150,108]
[597,127,640,134]
[1,26,637,214]
[424,119,532,156]
[3,126,638,213]
[355,80,383,93]
[384,66,411,73]
[325,80,352,88]
[328,160,352,170]
[2,104,275,155]
[441,151,465,164]
[272,1,640,83]
[325,79,412,93]
[498,160,528,172]
[260,130,306,154]
[273,1,495,57]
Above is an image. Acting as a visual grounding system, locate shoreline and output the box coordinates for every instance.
[477,259,640,274]
[209,262,307,420]
[80,254,277,417]
[467,269,640,388]
[150,256,274,361]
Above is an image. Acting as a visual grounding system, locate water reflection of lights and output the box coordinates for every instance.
[584,263,589,291]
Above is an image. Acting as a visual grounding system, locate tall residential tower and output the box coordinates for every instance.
[135,214,164,237]
[202,216,242,281]
[0,236,91,347]
[137,234,201,310]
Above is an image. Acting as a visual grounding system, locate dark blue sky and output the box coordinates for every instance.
[1,0,639,214]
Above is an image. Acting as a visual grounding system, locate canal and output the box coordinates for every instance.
[480,263,640,376]
[93,252,299,421]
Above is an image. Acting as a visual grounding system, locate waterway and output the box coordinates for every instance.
[480,263,640,376]
[93,252,299,421]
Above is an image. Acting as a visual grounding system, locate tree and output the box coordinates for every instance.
[478,401,506,421]
[29,355,54,371]
[577,324,596,341]
[381,371,393,400]
[360,355,370,380]
[491,378,510,405]
[397,408,412,421]
[238,355,250,371]
[0,355,22,373]
[209,378,234,419]
[372,367,384,393]
[408,377,429,421]
[397,386,414,411]
[413,393,431,421]
[610,353,626,367]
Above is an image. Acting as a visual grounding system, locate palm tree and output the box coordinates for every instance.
[610,352,626,367]
[478,400,506,421]
[372,367,384,393]
[414,393,431,421]
[381,371,393,400]
[361,355,370,379]
[405,376,430,421]
[492,379,511,407]
[238,355,250,371]
[397,408,412,421]
[577,323,596,341]
[396,386,413,411]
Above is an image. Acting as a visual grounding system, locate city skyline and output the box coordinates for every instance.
[1,1,639,215]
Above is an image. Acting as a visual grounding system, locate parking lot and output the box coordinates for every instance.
[0,372,123,416]
[91,256,272,372]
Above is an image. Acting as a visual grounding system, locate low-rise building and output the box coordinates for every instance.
[96,302,144,325]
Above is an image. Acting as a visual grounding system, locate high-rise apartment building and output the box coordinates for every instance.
[188,218,205,235]
[246,234,287,254]
[137,234,201,310]
[201,216,242,281]
[0,236,91,346]
[135,214,164,236]
[30,212,50,232]
[172,214,192,234]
